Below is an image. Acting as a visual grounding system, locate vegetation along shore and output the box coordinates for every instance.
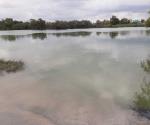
[0,15,150,30]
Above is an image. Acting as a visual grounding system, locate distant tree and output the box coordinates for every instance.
[30,19,37,29]
[0,16,146,30]
[141,19,145,23]
[37,18,46,30]
[120,18,130,24]
[1,18,14,30]
[95,20,103,28]
[30,19,46,30]
[141,19,145,24]
[12,22,29,30]
[104,20,111,25]
[77,20,93,28]
[110,16,120,25]
[145,18,150,27]
[5,18,13,29]
[52,21,69,29]
[93,20,110,28]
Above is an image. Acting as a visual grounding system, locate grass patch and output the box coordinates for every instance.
[133,81,150,111]
[141,59,150,73]
[133,58,150,119]
[0,59,24,73]
[133,81,150,119]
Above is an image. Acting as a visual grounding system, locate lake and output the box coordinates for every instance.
[0,27,150,125]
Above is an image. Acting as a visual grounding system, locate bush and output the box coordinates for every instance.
[133,81,150,111]
[145,18,150,27]
[133,58,150,119]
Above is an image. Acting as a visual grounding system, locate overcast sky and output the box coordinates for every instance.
[0,0,150,21]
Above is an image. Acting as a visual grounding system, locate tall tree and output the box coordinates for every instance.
[110,16,120,25]
[145,11,150,27]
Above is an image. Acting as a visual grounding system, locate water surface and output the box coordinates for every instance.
[0,27,150,125]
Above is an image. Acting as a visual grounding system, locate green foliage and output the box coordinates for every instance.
[0,59,24,73]
[0,16,145,30]
[133,58,150,119]
[145,18,150,27]
[141,59,150,73]
[95,20,111,28]
[47,20,93,29]
[133,81,150,111]
[110,16,120,25]
[30,18,46,30]
[120,18,130,24]
[13,22,29,30]
[111,23,144,27]
[4,18,13,29]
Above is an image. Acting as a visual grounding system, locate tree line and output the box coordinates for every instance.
[0,16,149,30]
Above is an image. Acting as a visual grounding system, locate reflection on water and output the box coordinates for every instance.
[51,31,92,37]
[0,59,24,74]
[96,31,121,39]
[119,31,130,36]
[146,30,150,36]
[0,34,27,41]
[32,33,47,40]
[96,30,150,39]
[0,30,150,42]
[0,33,47,41]
[109,32,119,39]
[0,31,91,41]
[0,35,19,41]
[0,28,150,125]
[96,32,102,36]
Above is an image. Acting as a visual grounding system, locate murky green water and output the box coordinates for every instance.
[0,27,150,125]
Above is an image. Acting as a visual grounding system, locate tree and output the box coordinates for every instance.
[1,18,14,30]
[145,18,150,27]
[30,19,46,30]
[30,19,37,29]
[145,11,150,27]
[120,18,130,24]
[141,19,145,24]
[37,18,46,30]
[110,16,120,25]
[95,20,103,28]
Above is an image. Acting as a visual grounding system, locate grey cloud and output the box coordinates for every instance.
[0,0,149,21]
[0,2,17,8]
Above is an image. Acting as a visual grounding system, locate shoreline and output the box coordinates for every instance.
[0,26,147,31]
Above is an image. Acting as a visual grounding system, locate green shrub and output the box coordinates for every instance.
[133,58,150,119]
[133,81,150,111]
[145,18,150,27]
